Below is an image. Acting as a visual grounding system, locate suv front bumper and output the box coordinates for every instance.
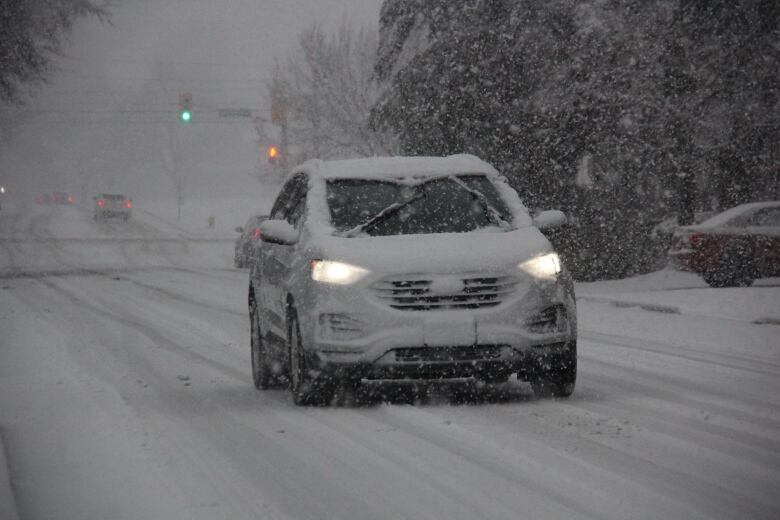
[298,274,576,381]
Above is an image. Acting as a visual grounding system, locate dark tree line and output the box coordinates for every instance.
[371,0,779,279]
[0,0,109,104]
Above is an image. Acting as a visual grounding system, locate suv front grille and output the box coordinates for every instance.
[371,274,518,311]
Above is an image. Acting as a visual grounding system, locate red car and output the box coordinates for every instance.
[669,201,780,287]
[54,192,74,205]
[93,193,132,221]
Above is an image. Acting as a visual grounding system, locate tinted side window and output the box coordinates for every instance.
[270,175,303,220]
[269,192,289,220]
[280,174,308,227]
[287,194,307,228]
[272,174,308,226]
[749,208,780,227]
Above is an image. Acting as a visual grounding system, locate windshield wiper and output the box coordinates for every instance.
[343,190,427,237]
[447,176,512,229]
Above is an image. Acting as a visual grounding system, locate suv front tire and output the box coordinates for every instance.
[288,310,334,406]
[529,344,577,398]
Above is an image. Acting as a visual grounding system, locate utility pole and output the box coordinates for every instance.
[165,118,183,220]
[270,67,289,170]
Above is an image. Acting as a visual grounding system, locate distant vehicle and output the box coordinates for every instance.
[234,215,268,268]
[668,201,780,287]
[94,193,132,221]
[43,192,74,205]
[248,155,577,405]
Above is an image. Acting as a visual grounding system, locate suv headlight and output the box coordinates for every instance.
[518,253,561,279]
[311,260,370,285]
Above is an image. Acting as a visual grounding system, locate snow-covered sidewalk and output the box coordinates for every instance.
[577,268,780,324]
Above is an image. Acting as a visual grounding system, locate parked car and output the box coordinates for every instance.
[248,155,577,405]
[94,193,132,221]
[668,201,780,287]
[234,214,268,268]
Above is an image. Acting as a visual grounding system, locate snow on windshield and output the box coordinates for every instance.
[327,175,513,236]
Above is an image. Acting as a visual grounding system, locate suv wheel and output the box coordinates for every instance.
[529,345,577,398]
[288,310,332,406]
[250,298,272,389]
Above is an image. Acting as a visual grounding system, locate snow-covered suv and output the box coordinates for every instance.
[248,155,577,405]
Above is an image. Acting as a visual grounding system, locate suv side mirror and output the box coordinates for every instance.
[533,210,567,230]
[259,219,298,245]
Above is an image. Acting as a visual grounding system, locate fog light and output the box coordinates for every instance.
[318,313,364,340]
[526,304,567,334]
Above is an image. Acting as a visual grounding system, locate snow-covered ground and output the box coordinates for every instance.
[0,191,276,277]
[1,203,779,520]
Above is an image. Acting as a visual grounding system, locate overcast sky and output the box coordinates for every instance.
[1,0,383,200]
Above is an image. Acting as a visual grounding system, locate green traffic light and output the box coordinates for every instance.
[181,110,191,122]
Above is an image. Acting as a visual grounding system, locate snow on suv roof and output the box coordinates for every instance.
[292,154,500,181]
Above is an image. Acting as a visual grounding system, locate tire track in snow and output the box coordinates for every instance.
[7,279,297,520]
[580,329,780,376]
[0,211,23,269]
[551,380,780,507]
[303,405,612,520]
[579,344,780,431]
[365,398,778,520]
[19,278,498,519]
[39,277,248,384]
[116,275,244,317]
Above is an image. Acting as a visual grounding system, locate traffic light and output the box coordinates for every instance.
[267,145,279,164]
[179,93,192,123]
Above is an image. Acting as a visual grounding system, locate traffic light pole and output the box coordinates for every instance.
[175,129,182,221]
[166,119,183,220]
[281,116,289,169]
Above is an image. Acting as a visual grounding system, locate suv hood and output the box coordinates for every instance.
[308,226,553,275]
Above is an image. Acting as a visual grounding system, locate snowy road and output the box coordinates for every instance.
[1,204,779,520]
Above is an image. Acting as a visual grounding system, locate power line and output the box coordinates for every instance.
[59,56,270,69]
[42,85,268,95]
[1,119,267,125]
[54,70,266,84]
[7,107,265,115]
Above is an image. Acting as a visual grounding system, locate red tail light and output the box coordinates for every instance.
[67,195,74,204]
[125,200,132,209]
[97,199,105,208]
[251,228,261,240]
[689,234,702,247]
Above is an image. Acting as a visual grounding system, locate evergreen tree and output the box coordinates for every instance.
[373,0,779,279]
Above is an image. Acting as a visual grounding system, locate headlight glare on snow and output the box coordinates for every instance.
[310,260,370,285]
[518,253,561,279]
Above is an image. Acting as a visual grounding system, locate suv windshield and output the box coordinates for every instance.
[326,174,513,237]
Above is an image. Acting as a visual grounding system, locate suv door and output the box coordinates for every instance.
[258,174,308,343]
